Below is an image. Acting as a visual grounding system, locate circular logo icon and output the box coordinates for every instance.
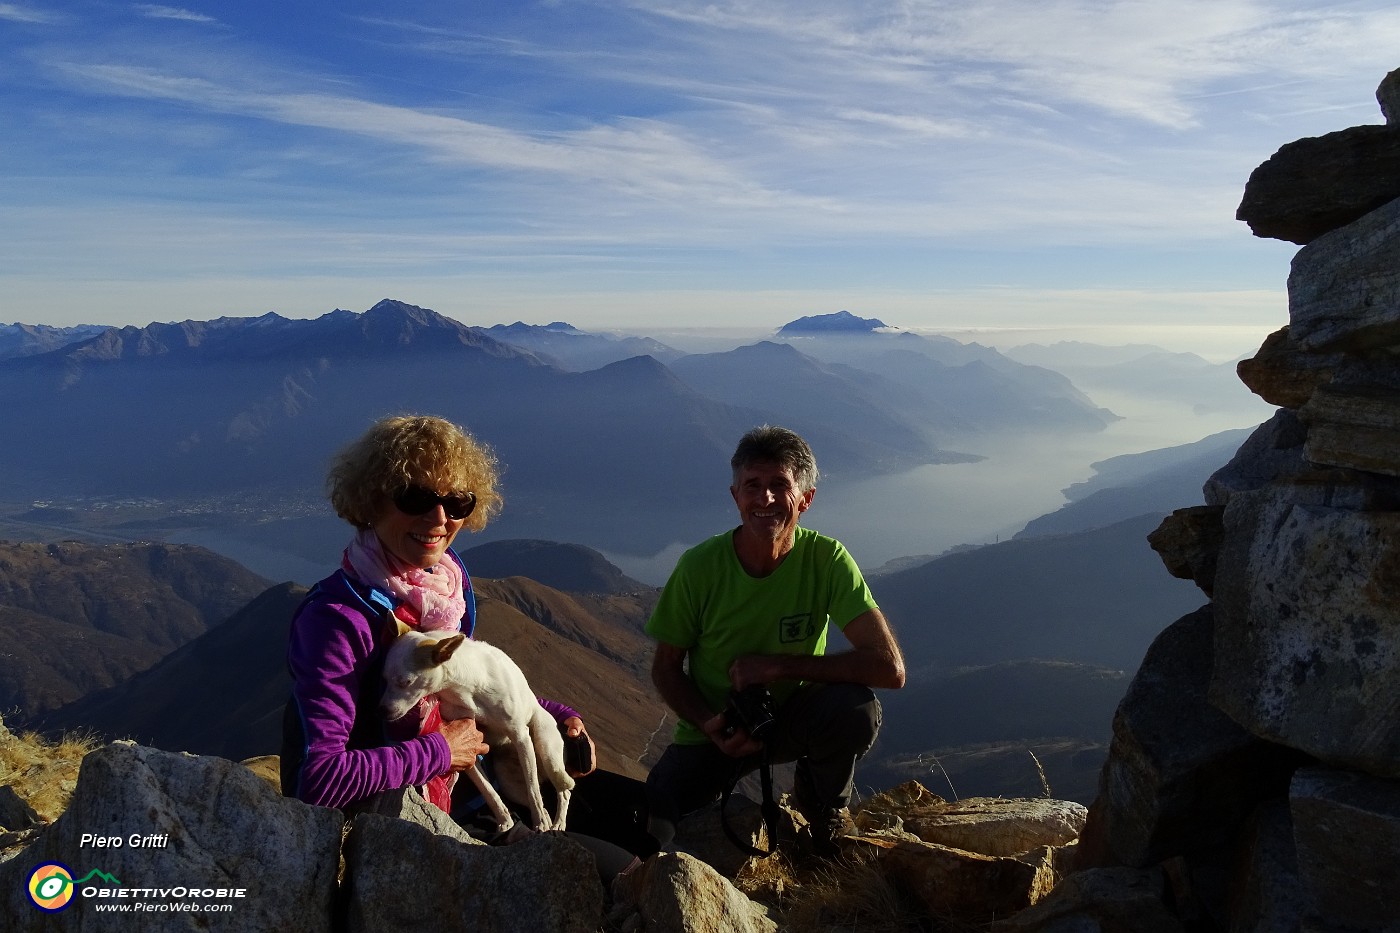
[27,862,76,912]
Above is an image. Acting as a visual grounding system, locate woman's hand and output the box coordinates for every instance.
[561,716,597,777]
[440,717,490,771]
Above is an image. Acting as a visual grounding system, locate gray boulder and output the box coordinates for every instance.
[989,866,1185,933]
[1089,607,1300,868]
[1212,484,1400,774]
[1203,410,1309,508]
[1291,767,1400,931]
[1287,194,1400,353]
[1237,124,1400,245]
[612,851,776,933]
[342,812,602,933]
[0,742,342,931]
[1379,67,1400,124]
[0,784,41,832]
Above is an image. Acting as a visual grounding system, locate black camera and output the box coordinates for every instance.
[723,684,777,742]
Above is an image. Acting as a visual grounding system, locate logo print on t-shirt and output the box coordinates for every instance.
[778,613,814,643]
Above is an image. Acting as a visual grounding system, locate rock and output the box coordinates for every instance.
[899,796,1086,858]
[1287,194,1400,352]
[1236,326,1343,409]
[1380,68,1400,124]
[1212,483,1400,774]
[1301,382,1400,476]
[1226,800,1309,933]
[881,837,1057,922]
[1087,607,1301,868]
[0,827,42,864]
[612,851,776,933]
[238,755,281,794]
[1203,410,1310,507]
[1148,506,1224,596]
[357,784,481,846]
[0,741,343,931]
[989,866,1186,933]
[856,783,1088,860]
[0,784,41,831]
[1290,767,1400,931]
[1237,125,1400,245]
[670,794,778,879]
[343,812,602,933]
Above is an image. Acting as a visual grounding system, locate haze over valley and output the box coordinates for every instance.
[0,302,1271,586]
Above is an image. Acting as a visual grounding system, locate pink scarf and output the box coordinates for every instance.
[342,528,467,632]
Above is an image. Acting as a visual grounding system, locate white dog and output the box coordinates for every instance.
[381,630,574,833]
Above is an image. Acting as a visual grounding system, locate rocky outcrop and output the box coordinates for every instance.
[1237,68,1400,245]
[1077,67,1400,933]
[0,739,1097,931]
[1236,125,1400,245]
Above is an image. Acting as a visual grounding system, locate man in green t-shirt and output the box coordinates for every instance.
[645,425,906,857]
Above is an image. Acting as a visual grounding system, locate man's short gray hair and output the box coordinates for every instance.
[730,425,819,492]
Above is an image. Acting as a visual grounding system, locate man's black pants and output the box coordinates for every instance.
[645,682,881,851]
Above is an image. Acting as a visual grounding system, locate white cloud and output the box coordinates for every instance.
[51,61,777,203]
[612,0,1400,129]
[134,5,217,24]
[0,3,59,23]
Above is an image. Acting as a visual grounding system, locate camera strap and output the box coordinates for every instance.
[720,752,781,858]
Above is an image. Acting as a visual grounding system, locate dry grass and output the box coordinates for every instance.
[1027,749,1052,798]
[0,715,100,823]
[770,853,933,933]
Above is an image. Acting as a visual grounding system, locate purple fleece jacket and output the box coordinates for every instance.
[285,558,578,810]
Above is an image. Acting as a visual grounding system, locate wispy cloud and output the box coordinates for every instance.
[612,0,1400,129]
[0,2,60,24]
[134,5,217,24]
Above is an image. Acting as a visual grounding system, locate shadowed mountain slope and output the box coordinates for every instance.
[871,513,1205,675]
[0,541,272,720]
[458,539,651,595]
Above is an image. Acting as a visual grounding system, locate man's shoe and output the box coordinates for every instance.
[803,806,854,859]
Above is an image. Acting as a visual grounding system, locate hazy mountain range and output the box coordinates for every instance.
[0,301,1121,558]
[1004,340,1271,421]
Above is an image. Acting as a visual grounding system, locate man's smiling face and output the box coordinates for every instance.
[730,459,814,546]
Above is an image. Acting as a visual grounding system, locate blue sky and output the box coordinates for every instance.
[3,0,1398,355]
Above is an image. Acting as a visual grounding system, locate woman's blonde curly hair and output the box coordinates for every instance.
[327,414,502,532]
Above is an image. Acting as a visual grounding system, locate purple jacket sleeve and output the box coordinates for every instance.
[537,697,580,723]
[287,595,452,809]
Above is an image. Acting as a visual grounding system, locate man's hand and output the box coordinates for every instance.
[440,717,490,771]
[700,711,763,758]
[728,655,780,691]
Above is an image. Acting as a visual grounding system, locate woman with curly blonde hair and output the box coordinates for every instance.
[283,415,508,812]
[284,415,648,879]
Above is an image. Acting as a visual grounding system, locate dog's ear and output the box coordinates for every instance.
[395,619,412,637]
[430,633,467,666]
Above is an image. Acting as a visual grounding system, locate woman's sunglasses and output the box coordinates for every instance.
[392,486,477,521]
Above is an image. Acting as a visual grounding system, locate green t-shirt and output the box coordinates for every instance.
[646,525,879,745]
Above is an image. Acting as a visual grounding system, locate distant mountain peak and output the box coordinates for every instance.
[777,310,891,335]
[489,321,583,337]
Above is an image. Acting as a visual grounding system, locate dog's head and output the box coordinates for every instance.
[380,630,467,721]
